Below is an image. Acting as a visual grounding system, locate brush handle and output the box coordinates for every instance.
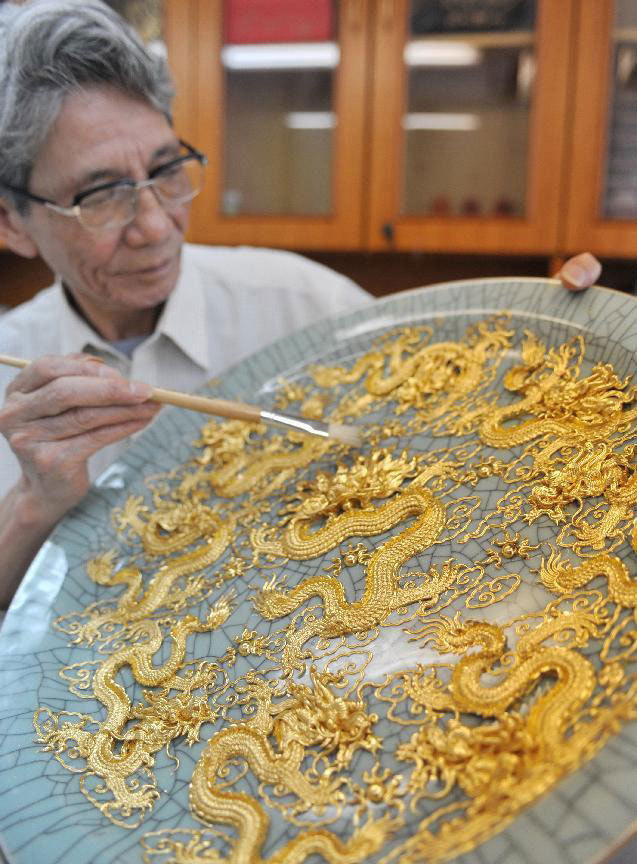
[0,354,28,369]
[0,353,262,422]
[150,388,262,422]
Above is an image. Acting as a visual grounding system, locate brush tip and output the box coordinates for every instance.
[327,422,363,448]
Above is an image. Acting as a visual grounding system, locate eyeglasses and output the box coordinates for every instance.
[2,140,207,231]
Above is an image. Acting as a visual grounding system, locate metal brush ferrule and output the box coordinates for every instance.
[259,410,330,439]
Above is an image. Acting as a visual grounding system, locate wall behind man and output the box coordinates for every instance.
[0,252,53,310]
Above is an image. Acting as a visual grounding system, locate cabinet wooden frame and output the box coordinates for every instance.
[563,0,637,258]
[171,0,370,250]
[365,0,576,254]
[163,0,579,256]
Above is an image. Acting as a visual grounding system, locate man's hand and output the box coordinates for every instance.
[0,353,159,533]
[557,253,602,292]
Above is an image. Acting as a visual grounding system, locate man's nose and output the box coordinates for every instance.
[125,184,173,244]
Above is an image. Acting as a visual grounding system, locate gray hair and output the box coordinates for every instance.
[0,0,175,212]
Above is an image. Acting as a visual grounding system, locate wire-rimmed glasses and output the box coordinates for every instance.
[2,140,207,231]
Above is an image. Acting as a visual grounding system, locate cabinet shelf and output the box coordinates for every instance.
[613,27,637,41]
[406,31,534,47]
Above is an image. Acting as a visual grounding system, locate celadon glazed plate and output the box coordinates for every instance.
[2,277,637,864]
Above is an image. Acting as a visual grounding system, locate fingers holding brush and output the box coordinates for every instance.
[0,352,160,520]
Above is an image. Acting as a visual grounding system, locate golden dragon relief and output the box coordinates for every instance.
[33,316,637,863]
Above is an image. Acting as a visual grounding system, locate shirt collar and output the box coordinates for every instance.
[58,280,113,356]
[56,245,209,370]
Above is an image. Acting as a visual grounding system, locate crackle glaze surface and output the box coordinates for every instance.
[1,278,637,864]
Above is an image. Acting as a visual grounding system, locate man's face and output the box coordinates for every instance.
[14,86,189,333]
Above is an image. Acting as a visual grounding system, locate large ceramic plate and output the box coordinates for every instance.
[2,277,637,864]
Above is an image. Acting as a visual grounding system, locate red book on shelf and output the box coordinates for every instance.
[224,0,334,44]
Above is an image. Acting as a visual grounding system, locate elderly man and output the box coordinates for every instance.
[0,0,600,610]
[0,0,373,607]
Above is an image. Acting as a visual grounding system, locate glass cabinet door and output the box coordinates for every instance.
[402,0,535,220]
[220,5,337,217]
[367,0,574,253]
[565,0,637,257]
[178,0,369,249]
[603,0,637,220]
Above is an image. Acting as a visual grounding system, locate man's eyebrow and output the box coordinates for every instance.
[68,143,182,192]
[70,168,120,193]
[150,142,182,163]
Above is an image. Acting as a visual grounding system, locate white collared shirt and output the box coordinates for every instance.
[0,243,370,499]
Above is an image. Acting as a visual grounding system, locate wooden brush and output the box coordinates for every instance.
[0,354,362,447]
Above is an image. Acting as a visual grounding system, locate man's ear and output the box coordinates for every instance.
[0,196,39,258]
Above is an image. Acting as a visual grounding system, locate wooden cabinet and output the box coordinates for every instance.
[164,0,589,256]
[564,0,637,258]
[168,0,370,249]
[366,0,574,253]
